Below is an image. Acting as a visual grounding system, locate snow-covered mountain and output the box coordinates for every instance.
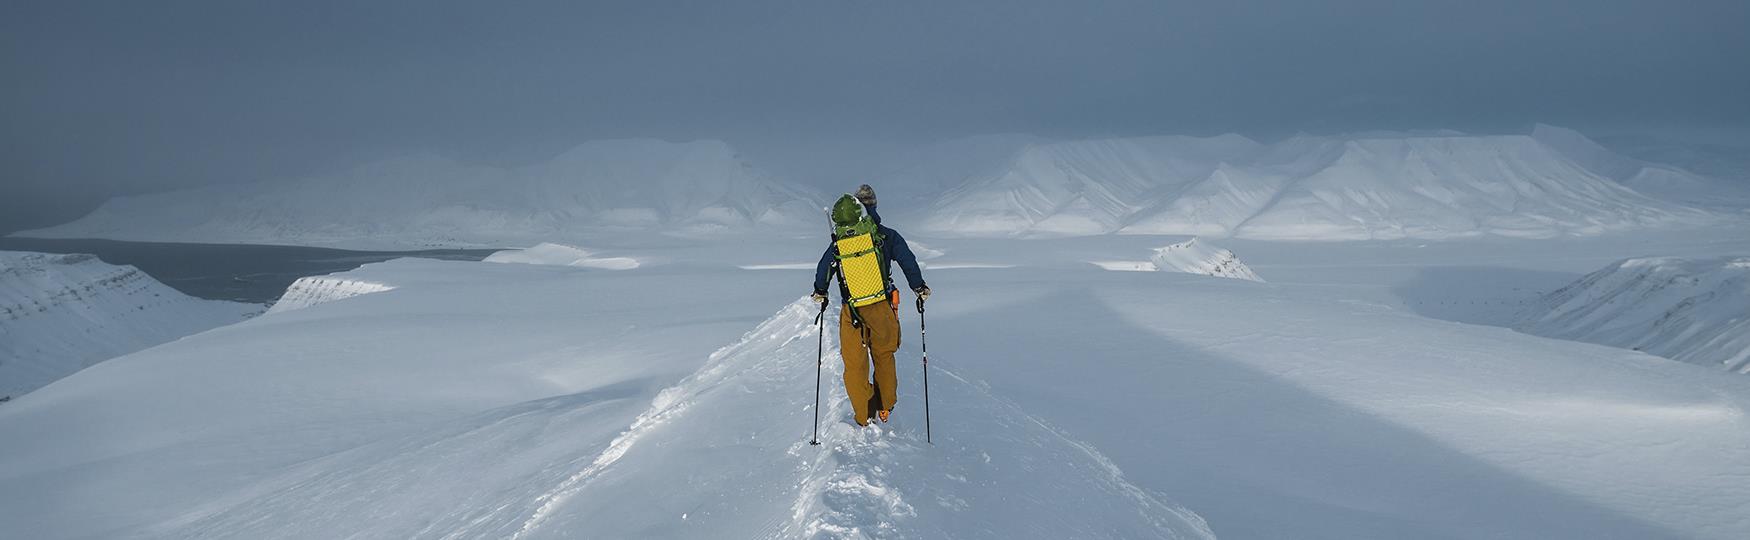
[919,135,1263,236]
[867,133,1055,206]
[0,251,259,398]
[1529,124,1746,208]
[16,139,821,249]
[915,128,1718,240]
[1517,256,1750,373]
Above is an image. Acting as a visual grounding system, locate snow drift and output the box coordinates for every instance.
[484,243,640,270]
[267,276,397,314]
[1091,238,1264,282]
[0,251,258,397]
[917,128,1716,240]
[1517,256,1750,373]
[15,139,821,249]
[1148,238,1263,281]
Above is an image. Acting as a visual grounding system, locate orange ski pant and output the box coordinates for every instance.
[840,301,900,423]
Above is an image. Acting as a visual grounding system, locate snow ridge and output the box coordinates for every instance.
[1517,256,1750,373]
[515,299,1213,539]
[267,276,396,314]
[0,251,258,397]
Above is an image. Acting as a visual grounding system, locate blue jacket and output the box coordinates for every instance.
[814,205,925,301]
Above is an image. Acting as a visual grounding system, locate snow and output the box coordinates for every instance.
[13,139,821,250]
[7,125,1750,539]
[0,254,1219,539]
[265,276,396,314]
[918,135,1263,237]
[914,128,1721,240]
[6,228,1750,539]
[485,243,642,270]
[867,133,1056,206]
[0,251,259,398]
[1092,238,1263,281]
[1535,124,1750,209]
[1517,256,1750,373]
[16,128,1733,248]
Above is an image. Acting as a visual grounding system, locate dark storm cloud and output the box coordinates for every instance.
[3,0,1747,232]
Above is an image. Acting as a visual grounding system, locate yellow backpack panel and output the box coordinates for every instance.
[834,233,888,307]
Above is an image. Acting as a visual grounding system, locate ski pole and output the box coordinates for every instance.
[917,296,932,445]
[810,299,827,446]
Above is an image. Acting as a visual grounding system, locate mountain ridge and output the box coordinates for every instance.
[16,139,822,250]
[913,128,1720,240]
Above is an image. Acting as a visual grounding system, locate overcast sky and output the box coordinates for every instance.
[3,0,1747,233]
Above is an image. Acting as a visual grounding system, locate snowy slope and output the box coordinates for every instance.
[1517,256,1750,373]
[15,139,820,249]
[0,251,258,398]
[1530,124,1746,208]
[0,257,1213,539]
[265,276,396,314]
[919,129,1716,240]
[5,239,1750,539]
[169,300,1214,539]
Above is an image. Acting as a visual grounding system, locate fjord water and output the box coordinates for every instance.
[0,237,495,304]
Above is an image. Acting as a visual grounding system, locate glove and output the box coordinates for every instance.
[855,184,877,207]
[913,285,930,302]
[810,291,828,305]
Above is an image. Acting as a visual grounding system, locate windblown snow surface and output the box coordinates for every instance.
[0,251,259,398]
[5,231,1750,539]
[1518,256,1750,373]
[14,139,820,250]
[918,128,1719,240]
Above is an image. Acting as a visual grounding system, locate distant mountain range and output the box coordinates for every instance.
[15,139,822,249]
[12,127,1736,247]
[913,125,1723,240]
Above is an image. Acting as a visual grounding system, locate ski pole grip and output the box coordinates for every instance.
[915,296,925,314]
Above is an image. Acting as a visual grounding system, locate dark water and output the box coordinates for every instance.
[0,237,496,304]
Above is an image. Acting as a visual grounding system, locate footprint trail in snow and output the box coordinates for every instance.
[520,299,1213,539]
[165,299,1213,539]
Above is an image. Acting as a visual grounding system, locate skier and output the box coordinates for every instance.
[813,184,929,426]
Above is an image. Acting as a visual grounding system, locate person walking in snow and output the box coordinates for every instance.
[812,184,929,426]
